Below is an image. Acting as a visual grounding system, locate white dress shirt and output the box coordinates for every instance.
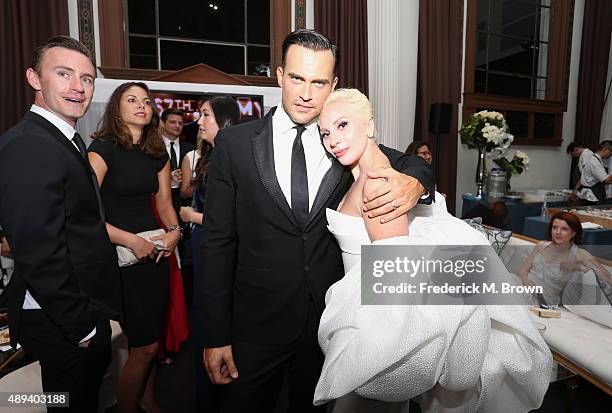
[577,148,593,175]
[578,151,610,202]
[24,105,96,342]
[163,135,181,188]
[272,103,332,211]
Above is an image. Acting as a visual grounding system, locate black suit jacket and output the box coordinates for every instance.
[200,108,434,347]
[179,139,195,166]
[0,112,121,346]
[169,138,195,210]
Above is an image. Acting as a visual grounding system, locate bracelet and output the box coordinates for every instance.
[168,224,183,239]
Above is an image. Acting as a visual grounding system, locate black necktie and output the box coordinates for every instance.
[72,132,87,158]
[170,141,178,170]
[73,132,105,221]
[291,125,309,229]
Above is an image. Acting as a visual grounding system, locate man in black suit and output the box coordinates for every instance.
[161,108,195,210]
[201,30,435,412]
[0,36,121,412]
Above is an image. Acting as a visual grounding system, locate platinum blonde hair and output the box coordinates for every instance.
[322,88,374,123]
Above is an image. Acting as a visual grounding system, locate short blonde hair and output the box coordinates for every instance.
[322,88,374,123]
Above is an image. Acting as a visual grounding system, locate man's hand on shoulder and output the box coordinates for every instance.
[204,345,239,384]
[362,168,426,223]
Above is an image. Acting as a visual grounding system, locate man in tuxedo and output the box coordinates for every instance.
[0,36,121,412]
[201,30,435,412]
[161,108,195,210]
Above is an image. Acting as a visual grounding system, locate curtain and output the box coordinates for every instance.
[366,0,419,150]
[575,0,612,149]
[314,0,368,94]
[0,0,69,134]
[414,0,463,214]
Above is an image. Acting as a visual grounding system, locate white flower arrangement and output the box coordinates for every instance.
[460,111,513,152]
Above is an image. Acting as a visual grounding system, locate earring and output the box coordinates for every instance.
[367,134,374,139]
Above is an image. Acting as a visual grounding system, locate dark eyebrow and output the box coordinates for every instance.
[53,65,74,72]
[125,94,150,99]
[286,72,330,85]
[287,72,305,81]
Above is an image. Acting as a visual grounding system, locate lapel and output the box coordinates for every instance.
[24,112,91,177]
[24,112,106,220]
[252,108,300,229]
[179,140,191,162]
[307,155,345,227]
[251,108,350,231]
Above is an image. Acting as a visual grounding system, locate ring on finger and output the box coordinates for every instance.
[390,200,399,210]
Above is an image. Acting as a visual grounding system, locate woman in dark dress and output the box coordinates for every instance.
[88,82,181,413]
[178,96,239,411]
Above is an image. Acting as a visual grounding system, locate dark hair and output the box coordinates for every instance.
[193,96,240,185]
[207,96,240,129]
[405,140,431,155]
[161,108,184,122]
[596,140,612,152]
[31,36,92,73]
[489,201,509,227]
[92,82,165,157]
[547,211,582,244]
[281,29,338,75]
[566,142,585,154]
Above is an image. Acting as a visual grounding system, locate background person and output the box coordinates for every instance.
[518,211,611,306]
[0,36,121,412]
[179,95,240,412]
[406,140,448,203]
[88,81,181,413]
[405,140,432,164]
[461,200,509,228]
[179,97,240,202]
[569,140,612,205]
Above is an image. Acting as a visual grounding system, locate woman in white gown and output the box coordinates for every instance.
[314,89,552,412]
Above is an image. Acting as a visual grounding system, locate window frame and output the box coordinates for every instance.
[463,0,574,146]
[98,0,290,87]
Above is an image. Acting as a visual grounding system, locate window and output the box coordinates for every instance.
[475,0,551,99]
[126,0,271,76]
[464,0,573,146]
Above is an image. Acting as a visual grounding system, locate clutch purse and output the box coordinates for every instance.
[116,228,166,267]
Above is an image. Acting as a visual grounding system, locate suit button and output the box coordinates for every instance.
[302,234,308,241]
[304,265,309,272]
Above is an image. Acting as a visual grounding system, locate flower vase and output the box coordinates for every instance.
[506,171,512,193]
[475,148,487,198]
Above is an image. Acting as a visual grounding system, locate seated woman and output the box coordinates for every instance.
[405,140,432,164]
[518,211,612,306]
[314,89,552,413]
[405,140,447,203]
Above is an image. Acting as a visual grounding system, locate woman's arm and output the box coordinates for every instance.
[180,206,203,225]
[363,177,409,242]
[88,152,157,259]
[517,242,544,286]
[153,161,181,253]
[575,248,612,284]
[180,154,194,199]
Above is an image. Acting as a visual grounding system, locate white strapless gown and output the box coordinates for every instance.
[314,200,552,413]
